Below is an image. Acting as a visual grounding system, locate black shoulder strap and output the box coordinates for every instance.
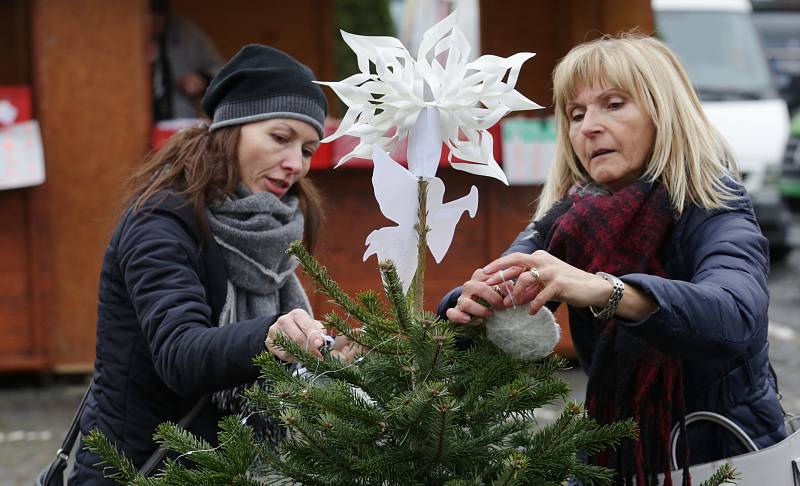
[38,381,93,485]
[62,382,92,455]
[45,381,208,481]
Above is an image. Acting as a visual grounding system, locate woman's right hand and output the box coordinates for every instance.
[265,309,327,362]
[445,268,508,325]
[329,333,364,365]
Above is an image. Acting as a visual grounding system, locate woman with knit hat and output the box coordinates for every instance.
[440,34,786,485]
[70,45,355,484]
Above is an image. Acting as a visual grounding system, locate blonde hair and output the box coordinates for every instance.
[536,34,738,219]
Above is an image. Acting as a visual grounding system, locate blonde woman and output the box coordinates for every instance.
[440,35,786,484]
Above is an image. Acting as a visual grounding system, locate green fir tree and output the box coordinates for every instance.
[84,179,737,485]
[86,236,645,485]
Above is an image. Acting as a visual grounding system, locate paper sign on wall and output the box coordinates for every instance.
[0,120,46,191]
[501,117,556,186]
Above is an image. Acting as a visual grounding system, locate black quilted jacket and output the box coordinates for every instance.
[71,193,273,485]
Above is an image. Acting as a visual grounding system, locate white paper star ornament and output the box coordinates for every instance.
[318,11,542,183]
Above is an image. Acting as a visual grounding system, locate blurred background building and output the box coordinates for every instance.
[3,0,793,376]
[751,0,800,213]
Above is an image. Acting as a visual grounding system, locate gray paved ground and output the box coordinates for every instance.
[0,376,87,485]
[765,247,800,414]
[1,247,798,485]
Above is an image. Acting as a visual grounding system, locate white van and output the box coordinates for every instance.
[653,0,793,257]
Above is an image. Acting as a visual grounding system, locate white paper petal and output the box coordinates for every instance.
[426,180,478,263]
[333,142,373,168]
[417,11,460,64]
[449,160,508,185]
[341,31,411,75]
[448,130,508,184]
[322,107,362,144]
[499,89,544,111]
[407,107,442,178]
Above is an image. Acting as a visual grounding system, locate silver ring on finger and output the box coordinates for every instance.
[492,285,503,296]
[528,267,540,281]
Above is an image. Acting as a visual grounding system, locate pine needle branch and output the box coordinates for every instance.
[379,260,413,332]
[83,429,156,486]
[287,241,376,325]
[431,397,455,465]
[152,422,221,469]
[278,409,367,480]
[700,463,739,486]
[387,381,448,431]
[571,417,639,456]
[528,354,571,381]
[256,332,372,396]
[356,290,388,319]
[567,462,617,486]
[492,452,530,486]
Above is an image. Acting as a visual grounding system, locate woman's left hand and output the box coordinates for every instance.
[483,250,614,315]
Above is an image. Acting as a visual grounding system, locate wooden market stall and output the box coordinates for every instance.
[0,0,653,372]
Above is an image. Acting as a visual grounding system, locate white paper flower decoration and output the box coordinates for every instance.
[318,11,542,184]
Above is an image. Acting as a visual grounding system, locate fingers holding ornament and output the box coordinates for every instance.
[508,265,545,308]
[447,281,507,325]
[450,295,490,325]
[484,251,578,310]
[446,298,470,324]
[448,274,507,323]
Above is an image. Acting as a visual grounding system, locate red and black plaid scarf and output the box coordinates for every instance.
[534,180,689,486]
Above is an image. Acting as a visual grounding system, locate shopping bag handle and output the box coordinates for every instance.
[669,411,759,470]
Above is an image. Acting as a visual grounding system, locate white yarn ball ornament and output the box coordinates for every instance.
[485,305,560,360]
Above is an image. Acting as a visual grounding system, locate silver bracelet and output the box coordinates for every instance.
[590,272,624,321]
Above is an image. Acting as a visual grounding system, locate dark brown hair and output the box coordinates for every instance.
[125,124,323,252]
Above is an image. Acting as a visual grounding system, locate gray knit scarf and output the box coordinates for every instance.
[206,185,311,442]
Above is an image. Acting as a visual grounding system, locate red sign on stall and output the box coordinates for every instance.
[0,85,46,191]
[0,86,32,124]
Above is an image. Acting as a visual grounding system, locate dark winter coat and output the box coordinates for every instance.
[438,183,787,466]
[70,193,275,485]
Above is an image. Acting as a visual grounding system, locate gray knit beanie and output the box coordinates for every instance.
[202,44,328,137]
